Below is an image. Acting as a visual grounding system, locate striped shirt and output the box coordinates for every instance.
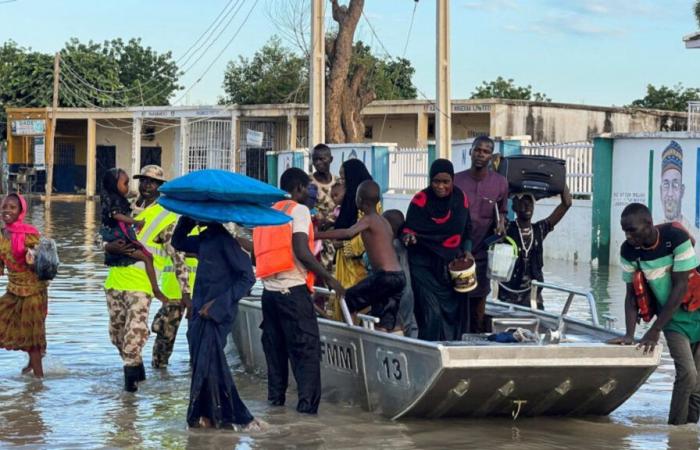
[620,222,700,341]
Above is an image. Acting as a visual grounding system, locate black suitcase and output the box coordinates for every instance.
[497,155,566,199]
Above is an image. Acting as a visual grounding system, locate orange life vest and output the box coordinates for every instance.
[253,200,315,292]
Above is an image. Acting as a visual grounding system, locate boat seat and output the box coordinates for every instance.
[491,317,540,334]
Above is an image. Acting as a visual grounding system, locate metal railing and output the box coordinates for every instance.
[688,101,700,132]
[530,280,600,339]
[520,141,593,198]
[387,147,429,193]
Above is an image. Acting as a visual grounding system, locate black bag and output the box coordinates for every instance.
[35,237,59,281]
[497,155,566,199]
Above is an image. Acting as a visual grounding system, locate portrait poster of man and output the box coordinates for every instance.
[656,140,700,247]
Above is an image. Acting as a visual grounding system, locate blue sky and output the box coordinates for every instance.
[2,0,699,107]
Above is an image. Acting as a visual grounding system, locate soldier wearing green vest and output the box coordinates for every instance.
[104,165,194,391]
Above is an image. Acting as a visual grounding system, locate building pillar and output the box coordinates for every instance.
[286,113,298,151]
[591,137,614,265]
[86,118,97,199]
[230,111,239,172]
[179,117,189,176]
[131,117,142,191]
[416,112,429,148]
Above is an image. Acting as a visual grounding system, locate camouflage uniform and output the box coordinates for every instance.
[150,222,191,368]
[105,288,152,366]
[311,174,337,272]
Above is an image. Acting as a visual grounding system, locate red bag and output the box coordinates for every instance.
[632,269,656,322]
[682,269,700,312]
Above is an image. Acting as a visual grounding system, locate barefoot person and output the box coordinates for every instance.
[172,217,264,431]
[316,181,406,333]
[0,193,48,377]
[608,203,700,425]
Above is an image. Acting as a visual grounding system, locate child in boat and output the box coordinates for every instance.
[330,181,345,221]
[316,180,405,333]
[382,209,418,337]
[100,168,169,303]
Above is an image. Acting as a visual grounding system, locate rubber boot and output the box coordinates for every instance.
[124,366,139,392]
[136,363,146,382]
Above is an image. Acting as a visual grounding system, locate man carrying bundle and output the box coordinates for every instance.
[253,167,344,414]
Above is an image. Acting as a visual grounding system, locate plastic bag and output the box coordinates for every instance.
[35,237,59,281]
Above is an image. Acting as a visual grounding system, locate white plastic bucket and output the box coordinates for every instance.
[487,236,518,282]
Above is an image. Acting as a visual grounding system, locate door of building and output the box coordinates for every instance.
[140,147,162,168]
[96,145,116,193]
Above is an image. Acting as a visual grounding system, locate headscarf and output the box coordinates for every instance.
[4,193,39,265]
[403,159,470,261]
[335,159,372,229]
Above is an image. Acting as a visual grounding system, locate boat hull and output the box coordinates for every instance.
[233,298,660,419]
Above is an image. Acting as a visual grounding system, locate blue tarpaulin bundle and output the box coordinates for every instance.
[158,169,291,227]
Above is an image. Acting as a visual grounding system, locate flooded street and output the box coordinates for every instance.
[0,199,698,449]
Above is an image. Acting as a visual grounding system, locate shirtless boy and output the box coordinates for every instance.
[316,180,405,333]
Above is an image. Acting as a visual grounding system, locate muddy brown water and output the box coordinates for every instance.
[0,200,698,449]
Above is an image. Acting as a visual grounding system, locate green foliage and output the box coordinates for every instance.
[470,76,550,102]
[0,38,181,137]
[219,36,417,105]
[349,41,417,101]
[696,0,700,28]
[220,37,308,105]
[630,83,700,111]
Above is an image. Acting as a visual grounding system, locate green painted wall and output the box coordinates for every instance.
[591,137,614,265]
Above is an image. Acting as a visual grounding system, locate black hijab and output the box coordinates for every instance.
[335,159,372,229]
[404,159,470,261]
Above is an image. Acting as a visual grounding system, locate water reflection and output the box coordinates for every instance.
[0,199,695,449]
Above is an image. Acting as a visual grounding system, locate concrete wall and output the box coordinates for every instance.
[382,193,592,264]
[452,113,490,139]
[490,103,687,142]
[95,124,178,179]
[363,115,418,148]
[531,197,592,264]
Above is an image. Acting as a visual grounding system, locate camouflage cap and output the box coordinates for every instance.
[133,164,166,182]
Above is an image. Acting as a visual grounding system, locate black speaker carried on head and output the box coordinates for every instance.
[497,155,566,199]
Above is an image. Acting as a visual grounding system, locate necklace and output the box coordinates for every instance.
[517,223,534,260]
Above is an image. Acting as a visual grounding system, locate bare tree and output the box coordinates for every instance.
[265,0,311,58]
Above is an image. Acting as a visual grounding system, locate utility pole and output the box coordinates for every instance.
[45,52,60,205]
[436,0,451,159]
[309,0,325,151]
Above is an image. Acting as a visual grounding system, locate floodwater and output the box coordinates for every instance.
[0,199,698,450]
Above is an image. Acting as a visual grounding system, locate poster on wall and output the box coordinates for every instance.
[610,138,700,263]
[33,137,45,170]
[328,145,373,176]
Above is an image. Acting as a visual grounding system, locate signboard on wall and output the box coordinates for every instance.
[246,129,264,147]
[610,137,700,263]
[33,137,45,169]
[11,119,45,136]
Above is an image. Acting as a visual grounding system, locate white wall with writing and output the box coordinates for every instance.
[610,137,700,265]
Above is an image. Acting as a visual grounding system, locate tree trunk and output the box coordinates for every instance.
[326,0,364,143]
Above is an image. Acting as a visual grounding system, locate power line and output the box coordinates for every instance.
[175,0,257,105]
[361,9,451,123]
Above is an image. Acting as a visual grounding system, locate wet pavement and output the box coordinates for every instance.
[0,199,698,449]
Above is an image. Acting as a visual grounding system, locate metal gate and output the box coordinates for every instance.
[239,120,277,181]
[185,120,232,174]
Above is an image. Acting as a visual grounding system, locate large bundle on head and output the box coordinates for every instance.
[158,169,291,227]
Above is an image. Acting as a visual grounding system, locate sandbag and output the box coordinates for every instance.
[159,169,288,204]
[35,237,59,281]
[158,196,292,227]
[497,155,566,199]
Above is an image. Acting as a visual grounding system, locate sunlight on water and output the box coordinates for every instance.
[0,199,697,449]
